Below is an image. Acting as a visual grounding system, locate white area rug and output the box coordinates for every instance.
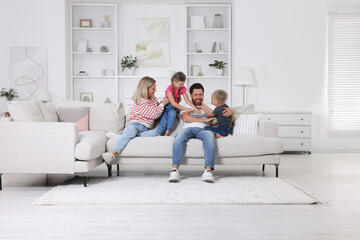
[33,176,322,205]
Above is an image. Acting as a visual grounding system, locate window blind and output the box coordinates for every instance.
[328,11,360,135]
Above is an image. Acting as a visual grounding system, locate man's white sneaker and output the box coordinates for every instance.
[106,131,119,139]
[168,169,181,183]
[202,170,214,183]
[102,152,116,164]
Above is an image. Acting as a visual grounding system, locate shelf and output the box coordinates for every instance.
[72,28,116,31]
[72,52,115,55]
[118,76,170,79]
[187,28,229,31]
[187,76,229,79]
[72,76,116,79]
[187,52,228,55]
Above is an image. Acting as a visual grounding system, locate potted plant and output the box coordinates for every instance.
[0,88,19,117]
[121,55,137,76]
[208,60,227,76]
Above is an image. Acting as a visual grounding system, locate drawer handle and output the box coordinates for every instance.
[301,143,304,145]
[301,118,304,121]
[268,118,271,120]
[301,131,304,133]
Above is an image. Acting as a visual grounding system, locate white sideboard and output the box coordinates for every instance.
[261,112,311,154]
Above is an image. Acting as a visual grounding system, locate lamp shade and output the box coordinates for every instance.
[37,90,52,102]
[234,67,255,86]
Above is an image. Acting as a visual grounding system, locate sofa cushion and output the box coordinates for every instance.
[75,131,107,160]
[7,100,45,122]
[233,113,262,136]
[59,100,126,133]
[107,136,173,157]
[215,135,283,157]
[59,107,90,131]
[38,101,58,122]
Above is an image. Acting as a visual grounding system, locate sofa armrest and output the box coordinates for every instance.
[259,120,278,137]
[0,122,79,174]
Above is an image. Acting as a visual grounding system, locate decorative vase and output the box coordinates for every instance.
[4,112,10,117]
[215,69,224,76]
[213,14,223,28]
[104,98,111,103]
[123,68,135,76]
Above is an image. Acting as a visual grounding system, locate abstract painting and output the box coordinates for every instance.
[136,18,170,67]
[10,47,48,100]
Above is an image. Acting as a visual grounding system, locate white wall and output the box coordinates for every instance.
[1,0,360,152]
[233,0,360,152]
[0,0,66,110]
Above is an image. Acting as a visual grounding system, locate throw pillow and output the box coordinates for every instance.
[58,107,90,131]
[7,100,45,122]
[37,101,59,122]
[59,101,126,133]
[233,113,262,136]
[232,104,255,114]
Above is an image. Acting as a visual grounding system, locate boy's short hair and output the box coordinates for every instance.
[212,89,228,104]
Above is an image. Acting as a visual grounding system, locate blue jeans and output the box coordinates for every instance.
[204,125,233,137]
[157,104,178,135]
[172,127,216,170]
[113,122,157,154]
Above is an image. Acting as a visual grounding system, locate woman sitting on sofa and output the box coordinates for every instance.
[102,76,169,164]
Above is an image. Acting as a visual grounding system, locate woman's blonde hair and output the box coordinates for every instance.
[132,76,156,104]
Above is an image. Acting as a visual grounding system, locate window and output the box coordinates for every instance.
[328,10,360,135]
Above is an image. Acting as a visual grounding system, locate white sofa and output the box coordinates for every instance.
[0,100,283,190]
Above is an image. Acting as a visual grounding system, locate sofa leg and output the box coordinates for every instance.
[0,173,2,191]
[262,164,265,172]
[83,173,87,187]
[117,164,120,177]
[275,164,279,178]
[107,164,112,177]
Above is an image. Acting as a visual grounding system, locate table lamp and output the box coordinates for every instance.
[234,67,255,106]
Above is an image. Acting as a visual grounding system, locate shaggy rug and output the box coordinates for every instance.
[33,176,323,205]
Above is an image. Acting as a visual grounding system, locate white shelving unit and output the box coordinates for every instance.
[185,3,232,105]
[69,3,118,103]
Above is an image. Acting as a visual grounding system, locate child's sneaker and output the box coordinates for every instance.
[102,152,116,164]
[168,168,181,183]
[202,169,214,183]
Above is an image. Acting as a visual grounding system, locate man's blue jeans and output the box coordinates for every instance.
[113,122,157,154]
[157,104,178,135]
[172,127,216,170]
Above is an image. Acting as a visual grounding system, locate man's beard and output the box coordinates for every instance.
[193,99,202,106]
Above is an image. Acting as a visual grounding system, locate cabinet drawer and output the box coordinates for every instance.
[278,126,310,138]
[282,139,311,151]
[262,114,310,125]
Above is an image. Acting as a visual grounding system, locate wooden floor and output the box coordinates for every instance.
[1,153,360,239]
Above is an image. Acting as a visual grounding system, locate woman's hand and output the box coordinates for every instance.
[161,97,170,105]
[222,107,234,117]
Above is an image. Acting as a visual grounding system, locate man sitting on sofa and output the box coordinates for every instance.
[168,83,234,183]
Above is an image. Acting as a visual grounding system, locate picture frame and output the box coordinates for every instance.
[80,92,93,102]
[191,65,201,76]
[191,16,205,29]
[80,19,92,28]
[102,69,114,76]
[77,41,87,52]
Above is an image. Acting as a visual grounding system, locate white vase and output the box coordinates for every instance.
[215,69,224,76]
[123,68,135,76]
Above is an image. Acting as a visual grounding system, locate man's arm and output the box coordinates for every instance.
[222,108,235,122]
[182,112,215,123]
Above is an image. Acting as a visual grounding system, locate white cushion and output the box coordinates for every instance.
[75,131,107,160]
[7,100,45,122]
[107,136,173,157]
[59,100,126,133]
[233,104,255,114]
[233,113,262,136]
[38,101,59,122]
